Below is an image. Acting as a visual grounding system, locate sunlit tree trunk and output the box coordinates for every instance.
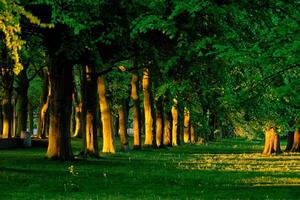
[46,56,73,160]
[190,125,196,144]
[37,68,50,139]
[70,103,76,135]
[12,97,17,137]
[290,129,300,152]
[72,99,82,138]
[262,127,281,155]
[163,111,172,146]
[262,128,271,155]
[131,72,141,149]
[155,98,163,147]
[15,69,29,137]
[183,108,190,143]
[98,76,115,153]
[2,69,13,138]
[0,105,3,137]
[118,103,129,152]
[81,65,98,156]
[143,68,153,147]
[171,99,178,146]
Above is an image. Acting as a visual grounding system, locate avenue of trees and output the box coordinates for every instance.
[0,0,299,160]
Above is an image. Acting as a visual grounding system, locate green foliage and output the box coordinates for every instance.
[106,68,131,111]
[2,0,298,140]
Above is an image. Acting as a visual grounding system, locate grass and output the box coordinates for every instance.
[1,137,300,199]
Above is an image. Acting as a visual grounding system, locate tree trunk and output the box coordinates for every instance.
[190,125,196,144]
[46,56,73,161]
[290,129,300,152]
[70,102,76,136]
[131,73,141,149]
[163,111,172,146]
[285,131,294,152]
[262,127,281,155]
[143,68,153,147]
[2,71,13,139]
[37,68,50,139]
[0,105,3,137]
[28,103,34,134]
[183,108,190,143]
[97,76,115,153]
[155,98,163,147]
[262,128,271,155]
[118,103,129,152]
[171,99,178,146]
[16,69,29,137]
[81,65,98,156]
[73,97,82,138]
[12,97,17,137]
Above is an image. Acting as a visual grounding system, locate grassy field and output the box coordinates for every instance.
[1,137,300,199]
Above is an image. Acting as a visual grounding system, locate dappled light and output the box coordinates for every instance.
[0,0,299,199]
[178,153,300,173]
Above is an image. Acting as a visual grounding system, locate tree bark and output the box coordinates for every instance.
[2,70,13,139]
[37,68,50,139]
[0,105,3,137]
[12,97,17,137]
[28,103,34,133]
[118,103,129,152]
[155,98,163,147]
[171,99,178,146]
[131,72,141,149]
[71,76,82,138]
[262,127,281,155]
[97,76,115,153]
[143,68,153,147]
[183,108,190,143]
[163,111,172,146]
[285,131,294,152]
[46,56,73,161]
[190,125,196,144]
[15,69,29,137]
[81,65,98,156]
[290,129,300,152]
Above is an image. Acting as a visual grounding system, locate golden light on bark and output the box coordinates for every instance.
[171,99,178,146]
[2,118,9,138]
[86,111,95,153]
[262,127,281,155]
[143,68,153,146]
[118,105,128,151]
[98,76,115,153]
[2,98,11,138]
[131,73,140,148]
[73,102,82,137]
[291,129,300,152]
[156,117,163,147]
[39,77,51,138]
[184,108,190,143]
[163,114,171,146]
[47,113,59,158]
[46,62,73,161]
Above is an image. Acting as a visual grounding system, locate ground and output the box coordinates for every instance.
[0,137,300,199]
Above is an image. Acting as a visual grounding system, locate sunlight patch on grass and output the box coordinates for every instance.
[241,177,300,186]
[178,153,300,173]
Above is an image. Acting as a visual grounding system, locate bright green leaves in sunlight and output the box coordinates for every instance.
[0,0,53,74]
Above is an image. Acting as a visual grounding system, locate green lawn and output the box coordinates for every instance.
[1,137,300,199]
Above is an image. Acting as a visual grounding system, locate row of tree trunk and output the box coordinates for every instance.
[262,128,300,155]
[0,66,35,139]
